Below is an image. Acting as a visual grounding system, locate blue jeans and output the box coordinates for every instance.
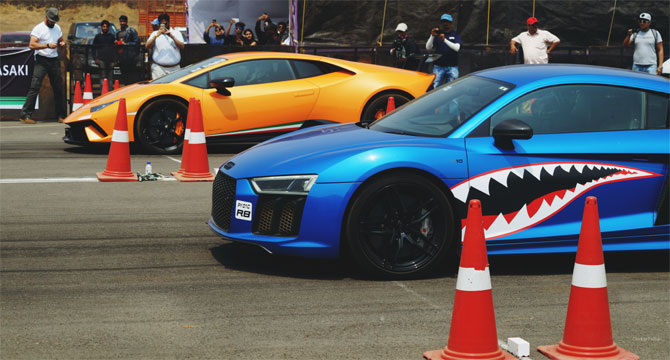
[432,65,459,88]
[632,64,656,75]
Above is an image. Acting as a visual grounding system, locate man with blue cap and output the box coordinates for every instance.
[426,13,461,88]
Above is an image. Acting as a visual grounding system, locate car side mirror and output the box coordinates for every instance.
[209,77,235,96]
[492,119,533,150]
[68,34,74,41]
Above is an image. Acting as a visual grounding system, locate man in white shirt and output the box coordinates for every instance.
[623,12,664,75]
[145,13,185,79]
[20,7,67,124]
[510,17,560,64]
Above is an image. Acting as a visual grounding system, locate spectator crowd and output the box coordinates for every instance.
[15,7,666,123]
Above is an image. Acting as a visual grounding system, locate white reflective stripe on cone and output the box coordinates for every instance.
[72,104,82,111]
[83,93,93,99]
[111,130,129,143]
[572,263,607,288]
[189,132,206,144]
[456,266,492,291]
[184,128,191,141]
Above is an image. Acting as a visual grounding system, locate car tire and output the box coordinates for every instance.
[135,99,188,154]
[344,173,456,278]
[360,93,410,122]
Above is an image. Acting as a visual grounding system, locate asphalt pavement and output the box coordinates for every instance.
[1,121,669,359]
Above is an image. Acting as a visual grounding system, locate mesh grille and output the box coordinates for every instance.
[253,195,306,236]
[211,172,236,232]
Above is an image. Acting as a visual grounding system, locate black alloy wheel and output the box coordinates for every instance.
[360,93,411,122]
[135,99,188,154]
[345,173,455,278]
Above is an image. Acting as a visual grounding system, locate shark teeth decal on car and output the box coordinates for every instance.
[451,162,661,240]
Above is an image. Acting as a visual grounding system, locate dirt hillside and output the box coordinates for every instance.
[0,1,139,34]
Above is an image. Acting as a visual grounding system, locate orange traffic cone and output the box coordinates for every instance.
[172,99,215,182]
[83,73,93,104]
[96,98,138,182]
[72,80,84,112]
[538,197,639,360]
[113,79,120,90]
[424,200,514,360]
[171,97,195,177]
[101,78,109,95]
[386,96,395,114]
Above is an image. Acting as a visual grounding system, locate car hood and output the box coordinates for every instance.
[64,82,158,123]
[222,123,468,183]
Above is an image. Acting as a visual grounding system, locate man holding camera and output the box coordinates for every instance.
[390,23,419,70]
[204,19,226,45]
[623,12,664,75]
[426,13,461,88]
[145,13,184,79]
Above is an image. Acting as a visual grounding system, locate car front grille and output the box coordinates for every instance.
[211,172,236,232]
[253,195,306,236]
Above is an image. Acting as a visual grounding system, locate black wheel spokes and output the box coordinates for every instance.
[143,107,182,151]
[360,184,443,272]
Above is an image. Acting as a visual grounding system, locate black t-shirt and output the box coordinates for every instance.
[93,32,116,61]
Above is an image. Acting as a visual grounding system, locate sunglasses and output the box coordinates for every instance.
[639,19,649,23]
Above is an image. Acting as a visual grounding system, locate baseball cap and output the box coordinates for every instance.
[526,17,539,25]
[151,18,159,25]
[46,7,59,22]
[440,13,453,22]
[639,13,651,21]
[395,23,408,32]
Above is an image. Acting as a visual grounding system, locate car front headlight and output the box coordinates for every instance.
[91,99,119,112]
[250,175,318,195]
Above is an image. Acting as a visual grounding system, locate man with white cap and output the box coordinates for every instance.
[20,7,67,124]
[623,12,664,75]
[390,23,419,69]
[426,13,461,88]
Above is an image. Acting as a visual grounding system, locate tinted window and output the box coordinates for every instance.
[371,76,512,137]
[647,92,669,129]
[208,59,295,86]
[155,56,227,84]
[490,85,649,134]
[291,60,339,79]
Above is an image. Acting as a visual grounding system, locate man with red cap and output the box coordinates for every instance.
[510,17,560,64]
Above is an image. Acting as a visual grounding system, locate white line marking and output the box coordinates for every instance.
[165,155,182,163]
[0,177,177,184]
[0,177,99,184]
[393,281,442,310]
[0,123,65,129]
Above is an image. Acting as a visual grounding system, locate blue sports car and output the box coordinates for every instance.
[209,64,669,277]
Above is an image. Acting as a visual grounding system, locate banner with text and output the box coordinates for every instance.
[0,48,35,109]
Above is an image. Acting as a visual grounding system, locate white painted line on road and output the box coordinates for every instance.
[0,177,99,183]
[166,155,181,163]
[393,281,443,310]
[0,123,65,129]
[0,177,177,184]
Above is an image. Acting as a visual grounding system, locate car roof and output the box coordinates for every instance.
[473,64,670,93]
[1,31,31,35]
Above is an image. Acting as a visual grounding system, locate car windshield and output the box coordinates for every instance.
[1,34,30,43]
[370,76,513,137]
[151,57,227,84]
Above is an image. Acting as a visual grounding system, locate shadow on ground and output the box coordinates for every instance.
[210,240,669,280]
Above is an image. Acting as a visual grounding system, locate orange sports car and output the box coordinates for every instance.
[63,52,435,154]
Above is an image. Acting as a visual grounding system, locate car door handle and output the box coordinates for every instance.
[294,90,315,97]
